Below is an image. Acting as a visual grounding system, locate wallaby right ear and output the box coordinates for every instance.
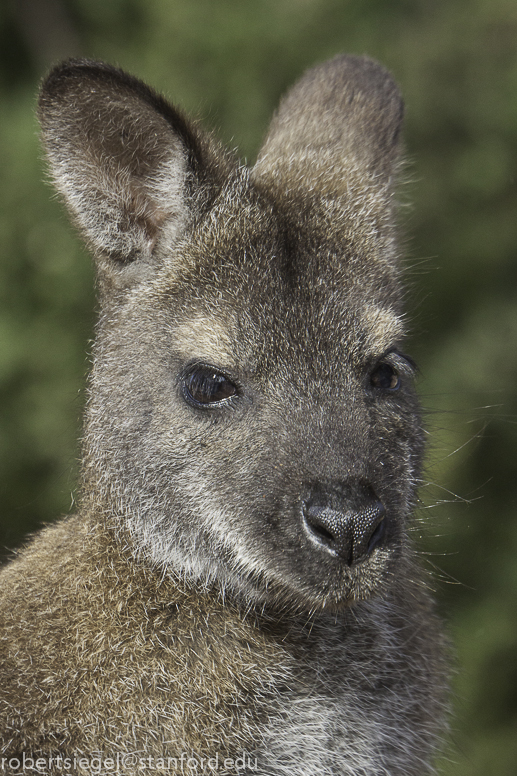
[38,60,226,289]
[253,55,404,206]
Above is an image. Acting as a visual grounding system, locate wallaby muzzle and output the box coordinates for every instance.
[302,482,387,565]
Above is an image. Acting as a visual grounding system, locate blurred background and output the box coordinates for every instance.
[0,0,516,772]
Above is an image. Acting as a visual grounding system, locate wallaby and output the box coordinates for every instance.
[0,55,447,775]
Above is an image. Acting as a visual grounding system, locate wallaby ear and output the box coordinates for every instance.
[253,54,404,203]
[38,60,226,290]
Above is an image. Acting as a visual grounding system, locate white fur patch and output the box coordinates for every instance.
[173,313,235,365]
[362,304,405,355]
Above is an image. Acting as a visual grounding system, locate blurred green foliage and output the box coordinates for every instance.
[0,0,516,773]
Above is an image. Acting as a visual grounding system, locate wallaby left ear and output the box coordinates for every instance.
[38,59,227,291]
[253,54,404,203]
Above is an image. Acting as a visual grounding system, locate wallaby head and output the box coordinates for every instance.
[38,55,422,612]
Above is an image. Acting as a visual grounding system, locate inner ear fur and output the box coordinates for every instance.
[253,54,404,203]
[38,59,227,286]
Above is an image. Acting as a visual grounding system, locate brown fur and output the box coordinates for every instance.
[0,55,448,774]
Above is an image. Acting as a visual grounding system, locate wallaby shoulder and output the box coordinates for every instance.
[0,518,446,772]
[0,517,288,759]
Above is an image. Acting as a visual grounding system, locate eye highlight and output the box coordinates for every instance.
[368,350,416,393]
[182,364,238,407]
[370,362,401,392]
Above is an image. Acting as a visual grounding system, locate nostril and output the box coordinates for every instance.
[309,522,335,545]
[366,514,386,554]
[303,504,352,560]
[354,500,386,561]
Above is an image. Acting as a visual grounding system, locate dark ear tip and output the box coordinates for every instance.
[41,58,105,85]
[39,60,108,118]
[39,59,125,104]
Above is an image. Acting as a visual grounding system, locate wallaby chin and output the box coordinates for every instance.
[0,55,448,775]
[124,511,402,612]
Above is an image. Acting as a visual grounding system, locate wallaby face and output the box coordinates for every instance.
[0,56,447,774]
[39,58,420,610]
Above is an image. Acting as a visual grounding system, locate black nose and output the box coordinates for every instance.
[302,484,387,565]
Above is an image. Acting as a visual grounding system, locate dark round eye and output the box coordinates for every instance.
[182,365,238,406]
[370,362,400,392]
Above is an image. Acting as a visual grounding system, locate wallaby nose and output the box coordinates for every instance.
[302,485,387,565]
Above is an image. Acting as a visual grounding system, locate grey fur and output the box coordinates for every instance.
[0,55,448,774]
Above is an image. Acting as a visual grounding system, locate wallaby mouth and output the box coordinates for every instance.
[301,483,388,565]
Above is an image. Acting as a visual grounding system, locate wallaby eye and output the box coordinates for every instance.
[370,362,400,392]
[182,364,238,407]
